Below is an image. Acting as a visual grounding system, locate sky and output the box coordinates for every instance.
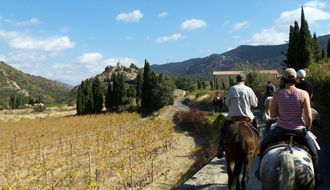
[0,0,330,86]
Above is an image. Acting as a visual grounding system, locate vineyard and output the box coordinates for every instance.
[0,112,174,189]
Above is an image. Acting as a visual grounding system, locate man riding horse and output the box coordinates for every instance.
[217,73,263,158]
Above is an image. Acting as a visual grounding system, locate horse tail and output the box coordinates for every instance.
[233,126,245,183]
[279,150,295,190]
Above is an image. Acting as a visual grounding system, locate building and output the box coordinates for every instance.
[173,89,186,98]
[213,70,279,89]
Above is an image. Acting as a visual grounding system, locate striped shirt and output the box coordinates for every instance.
[277,89,305,130]
[225,83,258,121]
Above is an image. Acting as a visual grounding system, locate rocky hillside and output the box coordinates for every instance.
[0,61,70,104]
[60,65,140,103]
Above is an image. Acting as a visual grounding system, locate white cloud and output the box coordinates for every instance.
[158,12,168,17]
[155,34,186,43]
[234,36,240,39]
[76,53,103,64]
[60,27,71,33]
[223,20,229,25]
[0,30,76,52]
[230,21,249,32]
[305,0,327,8]
[39,29,47,33]
[6,18,41,26]
[116,10,143,22]
[126,36,133,40]
[199,49,212,53]
[244,28,288,45]
[227,48,234,52]
[180,19,207,30]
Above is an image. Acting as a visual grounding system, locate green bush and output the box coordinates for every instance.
[67,102,74,106]
[33,105,46,112]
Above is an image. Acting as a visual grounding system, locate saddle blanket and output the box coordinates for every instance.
[270,122,320,150]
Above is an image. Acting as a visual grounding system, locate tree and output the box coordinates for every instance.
[215,78,220,90]
[92,77,103,113]
[221,79,226,90]
[296,6,312,69]
[117,72,126,106]
[202,81,206,89]
[130,63,138,69]
[322,47,327,60]
[136,70,143,106]
[141,59,152,107]
[158,73,164,84]
[105,81,113,110]
[77,84,85,115]
[327,38,330,59]
[209,79,214,90]
[151,77,176,109]
[84,80,93,114]
[311,32,321,62]
[127,85,136,98]
[282,22,299,69]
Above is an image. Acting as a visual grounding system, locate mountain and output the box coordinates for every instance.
[0,61,70,104]
[54,80,74,90]
[150,34,330,81]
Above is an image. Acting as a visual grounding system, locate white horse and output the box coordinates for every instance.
[260,146,314,190]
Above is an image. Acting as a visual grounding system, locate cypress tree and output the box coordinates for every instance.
[327,38,330,58]
[150,71,159,94]
[112,73,118,107]
[127,85,136,98]
[117,72,126,106]
[215,78,220,90]
[158,73,164,84]
[322,47,327,60]
[141,59,152,107]
[202,81,206,89]
[209,79,214,90]
[283,22,300,69]
[77,84,85,115]
[312,32,321,62]
[136,70,143,106]
[84,79,93,114]
[92,77,103,113]
[296,6,311,69]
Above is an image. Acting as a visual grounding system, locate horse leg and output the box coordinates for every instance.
[227,160,235,190]
[241,156,252,190]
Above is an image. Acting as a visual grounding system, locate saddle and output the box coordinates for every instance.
[230,116,260,137]
[262,133,312,157]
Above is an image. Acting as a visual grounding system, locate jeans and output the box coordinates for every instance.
[260,126,317,156]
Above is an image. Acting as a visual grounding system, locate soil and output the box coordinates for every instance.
[0,105,201,189]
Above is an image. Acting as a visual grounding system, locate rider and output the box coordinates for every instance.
[256,68,323,188]
[295,69,316,109]
[216,73,262,158]
[262,81,276,103]
[214,91,220,102]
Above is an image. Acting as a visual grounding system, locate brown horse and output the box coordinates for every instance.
[213,97,223,113]
[223,118,260,190]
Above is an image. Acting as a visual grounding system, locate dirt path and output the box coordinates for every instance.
[143,106,204,190]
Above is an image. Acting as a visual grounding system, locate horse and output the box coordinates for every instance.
[223,117,260,190]
[260,142,315,190]
[213,97,223,113]
[260,97,316,189]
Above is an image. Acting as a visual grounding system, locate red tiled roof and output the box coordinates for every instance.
[213,70,278,75]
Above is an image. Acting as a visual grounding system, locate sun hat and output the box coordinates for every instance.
[283,68,297,80]
[237,74,246,82]
[297,69,306,78]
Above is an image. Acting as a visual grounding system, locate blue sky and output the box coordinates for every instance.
[0,0,330,86]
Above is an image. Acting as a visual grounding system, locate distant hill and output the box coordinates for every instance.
[54,80,74,90]
[151,34,330,81]
[0,61,70,104]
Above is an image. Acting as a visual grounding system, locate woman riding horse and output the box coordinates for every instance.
[256,68,323,189]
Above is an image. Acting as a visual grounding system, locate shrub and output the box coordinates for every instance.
[33,105,46,112]
[67,102,74,106]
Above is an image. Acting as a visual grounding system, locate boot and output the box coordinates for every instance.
[253,118,263,141]
[216,120,231,159]
[216,128,225,159]
[255,149,263,181]
[312,156,323,189]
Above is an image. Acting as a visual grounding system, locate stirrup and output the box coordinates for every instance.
[216,146,224,159]
[255,168,261,181]
[315,174,323,189]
